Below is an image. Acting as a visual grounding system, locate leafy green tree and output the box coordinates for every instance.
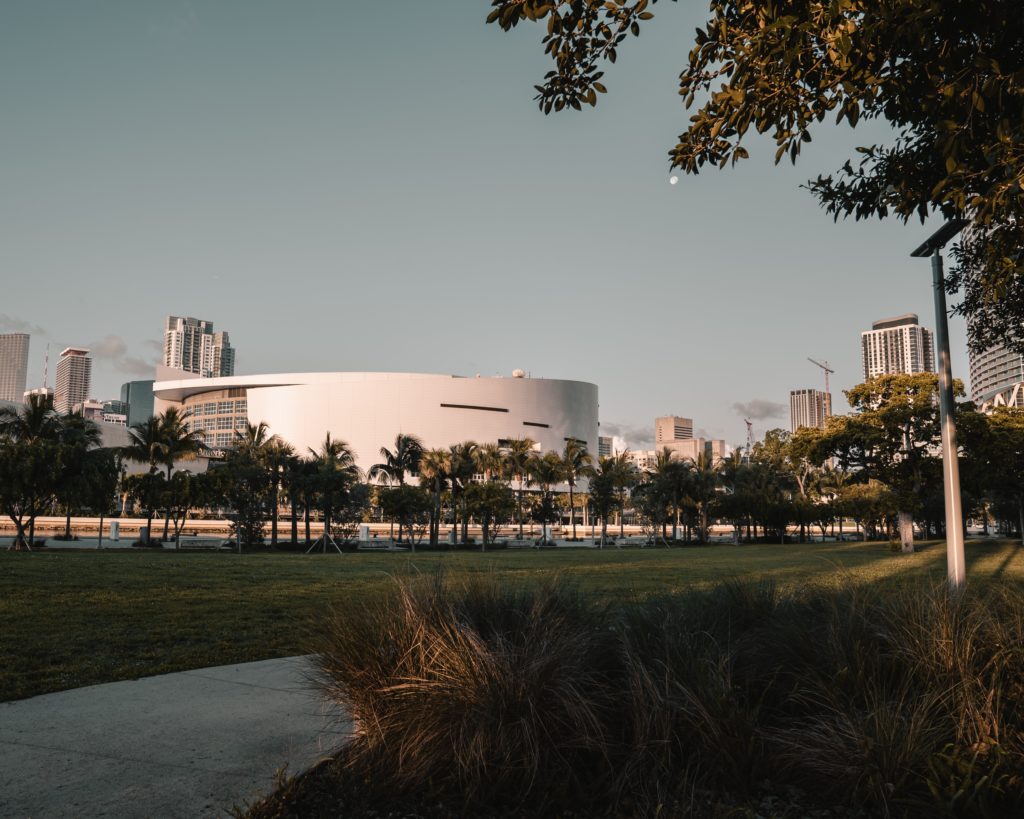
[971,408,1024,542]
[0,395,64,549]
[488,0,1024,350]
[380,484,432,550]
[651,448,689,542]
[79,448,121,547]
[688,450,723,544]
[213,452,270,551]
[811,374,952,552]
[121,472,166,544]
[463,481,516,549]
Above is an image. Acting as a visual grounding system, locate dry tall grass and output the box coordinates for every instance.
[314,574,1024,817]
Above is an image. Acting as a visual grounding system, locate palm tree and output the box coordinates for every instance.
[122,416,167,541]
[527,450,565,542]
[308,434,360,552]
[688,450,723,543]
[0,393,62,444]
[561,439,594,540]
[55,412,103,540]
[369,434,424,542]
[652,448,689,543]
[156,408,206,540]
[418,448,450,545]
[448,441,479,544]
[264,439,295,545]
[607,450,638,539]
[588,456,621,548]
[503,437,536,539]
[475,443,505,482]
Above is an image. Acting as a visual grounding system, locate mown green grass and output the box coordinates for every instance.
[2,539,1022,702]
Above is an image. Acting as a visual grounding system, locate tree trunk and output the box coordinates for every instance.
[1018,498,1023,546]
[64,508,72,540]
[898,510,914,552]
[271,483,279,545]
[517,481,524,540]
[29,515,36,548]
[290,497,298,544]
[569,484,576,540]
[304,502,311,544]
[98,512,104,549]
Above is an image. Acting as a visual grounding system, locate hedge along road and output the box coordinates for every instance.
[3,540,1024,702]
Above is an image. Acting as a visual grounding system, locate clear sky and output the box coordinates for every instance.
[1,1,969,451]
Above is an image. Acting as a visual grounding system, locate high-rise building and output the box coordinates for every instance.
[969,339,1024,410]
[598,435,614,458]
[861,314,935,381]
[790,388,830,432]
[655,416,693,444]
[163,316,235,378]
[54,347,92,414]
[0,333,30,403]
[120,380,155,428]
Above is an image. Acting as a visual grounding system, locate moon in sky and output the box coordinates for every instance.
[669,175,679,185]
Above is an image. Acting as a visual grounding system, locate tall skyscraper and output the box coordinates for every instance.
[598,435,613,458]
[163,316,235,377]
[54,347,92,414]
[969,338,1024,410]
[790,389,829,432]
[0,333,29,403]
[861,313,935,381]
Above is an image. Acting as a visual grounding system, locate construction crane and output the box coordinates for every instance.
[744,419,754,460]
[807,357,835,417]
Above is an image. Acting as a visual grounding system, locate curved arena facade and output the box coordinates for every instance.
[152,371,598,472]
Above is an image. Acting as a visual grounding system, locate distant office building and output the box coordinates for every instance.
[103,399,129,416]
[969,338,1024,410]
[54,347,92,415]
[74,399,105,422]
[23,386,53,403]
[626,450,659,472]
[120,380,155,428]
[598,435,614,458]
[0,333,30,403]
[662,438,727,463]
[861,313,935,381]
[655,416,693,444]
[790,389,830,432]
[163,316,235,378]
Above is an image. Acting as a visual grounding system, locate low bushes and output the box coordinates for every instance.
[268,576,1024,817]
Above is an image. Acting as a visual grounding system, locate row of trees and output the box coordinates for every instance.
[4,374,1024,552]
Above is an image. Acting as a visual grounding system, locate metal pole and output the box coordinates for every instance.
[931,248,966,589]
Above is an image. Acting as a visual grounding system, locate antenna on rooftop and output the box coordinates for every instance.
[42,343,50,389]
[744,419,754,460]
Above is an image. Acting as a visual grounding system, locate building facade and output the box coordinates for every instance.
[120,380,155,428]
[969,339,1024,410]
[861,313,935,381]
[153,371,598,471]
[655,416,693,444]
[54,347,92,415]
[163,316,235,378]
[598,435,614,458]
[0,333,29,403]
[789,388,830,432]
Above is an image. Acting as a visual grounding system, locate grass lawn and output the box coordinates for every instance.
[2,538,1022,702]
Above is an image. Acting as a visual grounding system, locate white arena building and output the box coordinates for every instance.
[152,371,599,472]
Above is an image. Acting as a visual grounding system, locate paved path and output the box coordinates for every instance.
[0,657,349,818]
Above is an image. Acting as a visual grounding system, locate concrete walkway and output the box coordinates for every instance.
[0,657,350,818]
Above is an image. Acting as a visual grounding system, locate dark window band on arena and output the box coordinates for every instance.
[523,421,550,428]
[440,403,509,413]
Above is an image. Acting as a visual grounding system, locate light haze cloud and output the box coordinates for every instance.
[600,421,653,450]
[0,314,46,335]
[731,399,786,421]
[88,334,158,378]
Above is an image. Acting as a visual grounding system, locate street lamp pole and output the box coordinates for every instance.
[911,219,969,590]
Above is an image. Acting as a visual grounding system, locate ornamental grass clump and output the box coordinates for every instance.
[309,575,1024,818]
[315,573,627,812]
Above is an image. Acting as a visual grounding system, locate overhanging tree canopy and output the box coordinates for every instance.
[487,0,1024,350]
